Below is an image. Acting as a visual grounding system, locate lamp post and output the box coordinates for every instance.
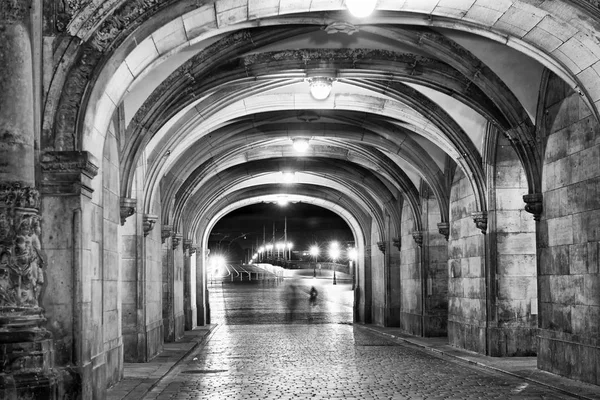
[287,242,293,261]
[329,241,340,285]
[310,245,319,278]
[348,247,357,290]
[258,246,264,262]
[266,244,273,261]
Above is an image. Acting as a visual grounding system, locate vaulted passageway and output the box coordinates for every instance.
[2,1,600,398]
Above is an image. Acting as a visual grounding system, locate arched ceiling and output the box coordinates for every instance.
[52,0,600,245]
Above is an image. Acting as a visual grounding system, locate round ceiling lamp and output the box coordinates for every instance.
[308,77,334,100]
[346,0,377,18]
[281,171,295,184]
[292,138,310,153]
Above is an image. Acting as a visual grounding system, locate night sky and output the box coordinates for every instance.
[209,202,354,262]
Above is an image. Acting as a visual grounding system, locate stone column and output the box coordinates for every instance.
[183,240,197,330]
[195,249,208,326]
[0,3,74,398]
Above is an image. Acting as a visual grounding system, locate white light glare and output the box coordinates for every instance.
[277,196,289,206]
[346,0,377,18]
[281,171,295,183]
[292,138,310,153]
[309,77,333,100]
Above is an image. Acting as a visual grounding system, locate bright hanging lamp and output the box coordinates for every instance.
[346,0,377,18]
[292,138,310,153]
[308,77,334,100]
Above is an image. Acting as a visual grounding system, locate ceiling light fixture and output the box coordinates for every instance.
[308,77,334,100]
[281,171,295,184]
[277,196,289,207]
[292,138,310,153]
[346,0,377,18]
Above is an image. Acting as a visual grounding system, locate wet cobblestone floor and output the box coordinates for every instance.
[134,277,593,399]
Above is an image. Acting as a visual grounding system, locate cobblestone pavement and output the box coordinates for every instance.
[139,278,586,400]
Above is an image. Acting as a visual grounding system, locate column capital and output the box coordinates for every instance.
[523,193,543,221]
[392,237,401,251]
[40,151,98,197]
[437,222,450,241]
[120,198,136,226]
[161,225,173,243]
[0,0,31,24]
[412,231,424,247]
[183,239,192,253]
[190,244,198,255]
[172,233,183,250]
[377,241,386,253]
[142,214,158,237]
[471,211,488,234]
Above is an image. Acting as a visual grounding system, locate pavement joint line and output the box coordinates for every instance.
[358,325,597,400]
[131,324,220,399]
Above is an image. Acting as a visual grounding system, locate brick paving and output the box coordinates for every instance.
[108,277,600,400]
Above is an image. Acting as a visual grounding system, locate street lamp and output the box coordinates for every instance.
[276,242,285,259]
[266,244,273,259]
[286,242,293,261]
[329,241,340,285]
[258,246,264,262]
[310,245,319,277]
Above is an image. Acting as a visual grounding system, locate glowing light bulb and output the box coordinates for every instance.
[346,0,377,18]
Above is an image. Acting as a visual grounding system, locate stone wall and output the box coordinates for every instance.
[538,75,600,384]
[400,201,422,336]
[422,195,448,337]
[489,135,537,356]
[448,169,486,353]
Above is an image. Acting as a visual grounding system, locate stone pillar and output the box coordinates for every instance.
[195,248,208,326]
[0,4,74,398]
[183,240,197,330]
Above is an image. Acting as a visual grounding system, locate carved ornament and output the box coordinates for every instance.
[54,45,103,151]
[325,21,359,35]
[377,241,386,253]
[523,193,543,221]
[142,214,158,237]
[190,245,198,255]
[183,239,192,253]
[0,185,46,310]
[437,222,450,241]
[161,225,172,244]
[0,0,32,24]
[172,233,183,250]
[40,151,99,196]
[392,237,401,251]
[0,182,40,209]
[471,212,488,234]
[412,231,424,247]
[120,198,136,226]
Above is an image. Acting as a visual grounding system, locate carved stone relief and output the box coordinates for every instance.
[377,241,386,253]
[0,0,32,23]
[0,183,46,310]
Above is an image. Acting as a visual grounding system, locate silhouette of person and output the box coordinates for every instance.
[309,286,318,307]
